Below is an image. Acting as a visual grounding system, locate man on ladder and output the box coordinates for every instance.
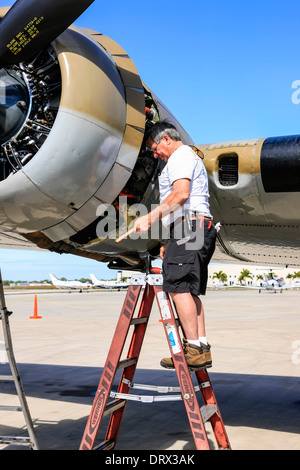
[134,120,216,371]
[80,121,229,451]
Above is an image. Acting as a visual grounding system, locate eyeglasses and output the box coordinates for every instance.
[146,141,161,154]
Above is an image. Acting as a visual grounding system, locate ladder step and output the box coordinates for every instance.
[109,388,219,414]
[93,439,116,450]
[0,405,22,411]
[110,390,183,403]
[108,395,218,422]
[200,404,218,423]
[122,378,210,393]
[0,435,32,446]
[103,398,126,417]
[117,358,137,370]
[0,375,14,381]
[130,317,148,325]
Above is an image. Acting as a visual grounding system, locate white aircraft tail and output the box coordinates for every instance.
[90,273,99,285]
[49,273,58,283]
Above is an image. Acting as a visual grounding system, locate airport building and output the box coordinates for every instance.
[208,263,300,287]
[120,263,300,288]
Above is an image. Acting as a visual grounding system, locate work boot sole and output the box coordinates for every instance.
[160,360,175,369]
[190,362,212,371]
[160,359,211,370]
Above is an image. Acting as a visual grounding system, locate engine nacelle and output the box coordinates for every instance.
[0,12,193,269]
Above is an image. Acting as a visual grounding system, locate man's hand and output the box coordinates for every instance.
[133,214,151,234]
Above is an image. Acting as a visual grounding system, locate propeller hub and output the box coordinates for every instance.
[0,68,29,144]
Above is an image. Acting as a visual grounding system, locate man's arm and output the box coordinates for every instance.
[133,178,190,233]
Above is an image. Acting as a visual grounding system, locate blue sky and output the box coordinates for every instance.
[1,0,300,280]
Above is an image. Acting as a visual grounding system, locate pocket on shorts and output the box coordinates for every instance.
[164,252,196,282]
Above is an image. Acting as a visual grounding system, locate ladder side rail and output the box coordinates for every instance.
[153,285,211,450]
[80,284,142,450]
[0,273,39,450]
[195,369,231,449]
[105,284,155,445]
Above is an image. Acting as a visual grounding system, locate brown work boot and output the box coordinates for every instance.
[160,355,174,369]
[160,339,209,370]
[182,340,207,369]
[200,342,212,368]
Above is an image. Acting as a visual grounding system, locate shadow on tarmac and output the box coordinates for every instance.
[0,363,299,450]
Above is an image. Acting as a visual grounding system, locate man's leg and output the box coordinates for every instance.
[169,292,198,340]
[160,291,209,369]
[192,294,212,366]
[192,294,206,338]
[170,292,206,339]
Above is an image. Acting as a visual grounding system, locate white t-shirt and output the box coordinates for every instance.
[158,145,212,226]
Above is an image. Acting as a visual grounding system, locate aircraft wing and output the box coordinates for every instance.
[0,1,299,273]
[277,285,296,290]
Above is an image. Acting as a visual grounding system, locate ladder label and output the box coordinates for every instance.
[89,388,106,435]
[157,291,171,320]
[165,323,181,354]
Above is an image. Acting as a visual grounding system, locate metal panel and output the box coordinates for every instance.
[42,221,77,242]
[116,124,144,170]
[0,170,74,232]
[94,162,132,204]
[62,196,103,232]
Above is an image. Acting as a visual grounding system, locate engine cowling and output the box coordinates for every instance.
[0,11,193,270]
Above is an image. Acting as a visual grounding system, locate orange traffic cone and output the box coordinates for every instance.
[30,295,42,319]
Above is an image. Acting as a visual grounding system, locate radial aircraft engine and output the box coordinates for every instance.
[0,0,299,273]
[0,0,192,272]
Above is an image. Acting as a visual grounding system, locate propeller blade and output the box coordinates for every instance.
[0,0,94,66]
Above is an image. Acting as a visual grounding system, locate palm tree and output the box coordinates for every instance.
[238,268,253,285]
[212,270,228,284]
[292,271,300,280]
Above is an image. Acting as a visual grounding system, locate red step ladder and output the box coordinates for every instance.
[80,272,231,451]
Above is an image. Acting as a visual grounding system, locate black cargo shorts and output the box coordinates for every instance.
[162,218,216,295]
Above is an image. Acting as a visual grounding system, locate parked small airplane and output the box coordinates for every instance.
[233,272,294,293]
[90,273,129,290]
[255,273,293,293]
[49,273,92,292]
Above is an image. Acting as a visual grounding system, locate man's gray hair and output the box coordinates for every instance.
[146,120,181,144]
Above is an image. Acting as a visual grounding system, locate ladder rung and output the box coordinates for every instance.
[110,390,183,403]
[130,317,148,325]
[0,375,14,381]
[0,435,31,446]
[0,405,22,411]
[200,404,218,423]
[103,398,126,417]
[93,439,115,450]
[117,358,137,370]
[122,378,210,393]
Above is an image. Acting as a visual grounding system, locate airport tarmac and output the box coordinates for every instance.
[0,287,299,451]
